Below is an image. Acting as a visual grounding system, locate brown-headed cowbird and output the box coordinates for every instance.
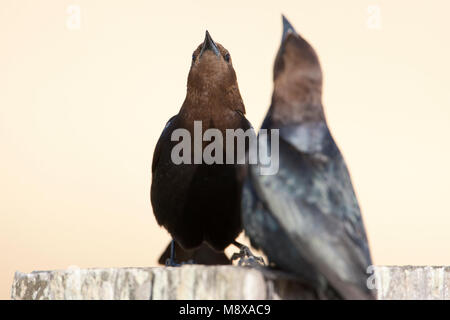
[241,16,375,299]
[151,31,253,265]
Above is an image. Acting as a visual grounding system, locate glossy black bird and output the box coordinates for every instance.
[241,16,375,299]
[151,31,253,265]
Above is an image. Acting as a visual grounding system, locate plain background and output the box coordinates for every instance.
[1,0,450,299]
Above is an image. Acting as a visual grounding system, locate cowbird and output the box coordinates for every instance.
[241,16,375,299]
[151,31,255,265]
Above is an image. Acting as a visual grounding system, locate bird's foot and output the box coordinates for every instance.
[165,239,189,267]
[165,258,195,267]
[165,258,181,267]
[231,245,265,267]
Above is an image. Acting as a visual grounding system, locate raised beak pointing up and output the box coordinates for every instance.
[282,15,297,42]
[200,30,220,58]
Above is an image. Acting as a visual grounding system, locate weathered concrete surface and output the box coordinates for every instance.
[11,265,450,300]
[375,266,450,299]
[11,265,316,300]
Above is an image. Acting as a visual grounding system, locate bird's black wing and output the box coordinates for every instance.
[151,111,252,250]
[151,114,194,230]
[151,115,177,173]
[245,120,373,299]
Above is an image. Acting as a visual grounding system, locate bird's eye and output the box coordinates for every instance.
[192,54,196,62]
[224,53,230,62]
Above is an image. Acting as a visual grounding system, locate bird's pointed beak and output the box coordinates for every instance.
[282,15,297,42]
[200,30,220,58]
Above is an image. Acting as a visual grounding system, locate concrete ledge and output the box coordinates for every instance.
[11,265,450,300]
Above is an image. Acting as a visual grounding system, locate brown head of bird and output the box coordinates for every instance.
[180,30,246,132]
[188,31,237,91]
[271,16,325,125]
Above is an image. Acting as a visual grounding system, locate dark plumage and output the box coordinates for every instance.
[158,241,231,266]
[241,16,375,299]
[151,31,251,262]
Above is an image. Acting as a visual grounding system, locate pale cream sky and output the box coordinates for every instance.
[1,0,450,299]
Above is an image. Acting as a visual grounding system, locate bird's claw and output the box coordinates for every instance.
[231,245,265,267]
[165,258,181,267]
[165,258,195,267]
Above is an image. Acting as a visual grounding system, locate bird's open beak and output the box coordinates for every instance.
[282,15,297,42]
[200,30,220,58]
